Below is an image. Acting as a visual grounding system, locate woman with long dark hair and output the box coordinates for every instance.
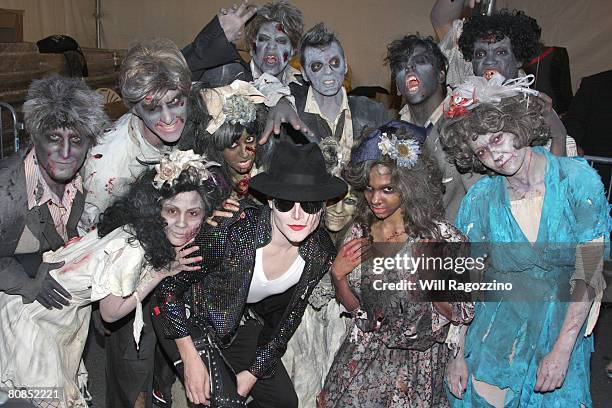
[0,151,221,408]
[318,121,473,407]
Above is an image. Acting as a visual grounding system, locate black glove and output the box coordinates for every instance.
[25,261,71,310]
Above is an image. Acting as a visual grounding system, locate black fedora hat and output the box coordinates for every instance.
[249,142,347,201]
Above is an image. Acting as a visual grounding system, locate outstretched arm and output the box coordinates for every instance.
[431,0,476,40]
[99,243,201,322]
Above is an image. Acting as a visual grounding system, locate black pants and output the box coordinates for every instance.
[155,319,298,408]
[105,295,176,408]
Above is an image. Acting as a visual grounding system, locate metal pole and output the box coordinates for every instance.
[0,101,24,158]
[95,0,101,48]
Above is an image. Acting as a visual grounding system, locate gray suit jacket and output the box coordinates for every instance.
[0,149,84,301]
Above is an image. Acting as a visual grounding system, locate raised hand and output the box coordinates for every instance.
[331,238,371,282]
[206,198,240,227]
[218,1,257,43]
[167,239,202,276]
[259,98,313,145]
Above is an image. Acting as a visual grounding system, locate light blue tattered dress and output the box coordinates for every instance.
[449,147,611,407]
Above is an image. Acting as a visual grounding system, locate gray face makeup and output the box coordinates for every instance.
[303,42,347,97]
[471,36,522,81]
[394,45,442,105]
[35,127,91,184]
[252,21,293,77]
[133,89,187,145]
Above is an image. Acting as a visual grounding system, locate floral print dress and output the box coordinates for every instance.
[318,221,473,408]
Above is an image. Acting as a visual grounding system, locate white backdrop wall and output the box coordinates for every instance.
[1,0,611,92]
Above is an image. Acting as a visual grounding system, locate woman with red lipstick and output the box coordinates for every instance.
[154,142,347,408]
[318,121,473,408]
[0,151,221,408]
[440,82,610,407]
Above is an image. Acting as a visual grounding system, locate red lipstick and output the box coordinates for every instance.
[288,224,306,231]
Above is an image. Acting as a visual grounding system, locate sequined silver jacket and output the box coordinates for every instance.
[156,200,336,378]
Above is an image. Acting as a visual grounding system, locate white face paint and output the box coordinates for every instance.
[133,89,187,146]
[161,191,205,247]
[468,132,528,176]
[269,199,323,243]
[303,42,347,97]
[251,22,293,77]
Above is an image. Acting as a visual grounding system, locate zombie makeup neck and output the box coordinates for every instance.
[471,35,522,81]
[252,22,293,77]
[34,127,91,198]
[223,131,257,178]
[303,41,347,99]
[161,191,205,247]
[395,45,444,107]
[134,89,187,148]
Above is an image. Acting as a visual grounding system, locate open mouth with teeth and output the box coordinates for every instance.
[264,55,278,65]
[323,79,336,86]
[483,69,500,81]
[405,75,420,93]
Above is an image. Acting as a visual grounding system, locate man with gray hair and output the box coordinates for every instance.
[80,38,192,232]
[0,74,108,310]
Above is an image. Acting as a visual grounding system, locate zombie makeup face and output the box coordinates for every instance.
[395,45,444,105]
[161,191,205,247]
[325,186,357,232]
[223,131,257,176]
[364,165,402,220]
[251,22,294,77]
[34,127,91,185]
[468,132,528,176]
[270,199,323,244]
[303,41,347,97]
[472,36,522,81]
[133,89,187,146]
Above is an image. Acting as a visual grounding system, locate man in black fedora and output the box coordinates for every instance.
[153,142,347,407]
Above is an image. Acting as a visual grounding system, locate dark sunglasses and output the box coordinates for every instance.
[273,199,324,214]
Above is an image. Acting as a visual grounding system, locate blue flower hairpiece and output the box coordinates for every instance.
[351,120,427,168]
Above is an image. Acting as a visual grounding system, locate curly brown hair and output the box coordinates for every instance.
[343,131,445,241]
[439,95,550,174]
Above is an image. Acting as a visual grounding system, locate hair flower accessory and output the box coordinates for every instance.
[377,133,421,168]
[444,73,540,118]
[153,149,220,189]
[351,120,427,165]
[201,80,266,134]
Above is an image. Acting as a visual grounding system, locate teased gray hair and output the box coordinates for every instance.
[245,1,304,53]
[119,38,191,109]
[299,23,344,68]
[23,74,109,145]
